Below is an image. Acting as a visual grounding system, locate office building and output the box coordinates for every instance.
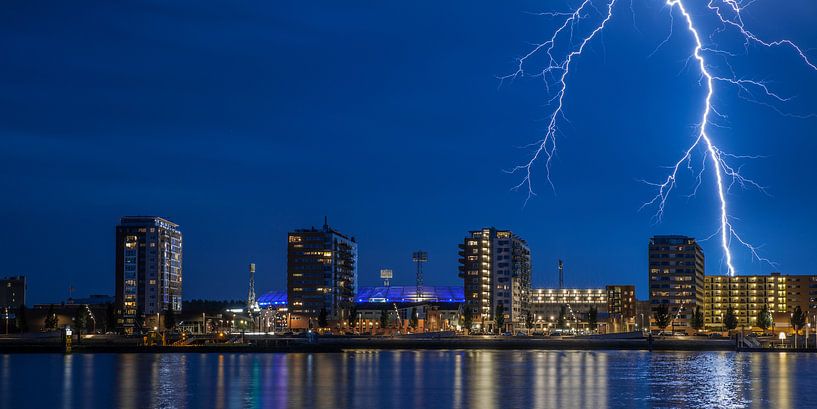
[1,276,26,309]
[459,228,531,333]
[115,216,183,333]
[287,220,357,329]
[648,235,705,333]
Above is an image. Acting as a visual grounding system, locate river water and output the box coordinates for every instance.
[1,350,813,408]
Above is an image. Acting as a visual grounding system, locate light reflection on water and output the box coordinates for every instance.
[1,350,815,408]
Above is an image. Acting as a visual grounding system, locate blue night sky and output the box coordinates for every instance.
[2,1,816,304]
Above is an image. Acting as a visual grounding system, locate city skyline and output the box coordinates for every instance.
[3,1,817,305]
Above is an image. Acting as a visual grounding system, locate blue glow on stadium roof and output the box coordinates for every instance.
[356,286,464,303]
[257,286,464,307]
[257,290,287,308]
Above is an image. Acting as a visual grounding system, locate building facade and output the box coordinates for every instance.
[648,235,705,333]
[287,221,357,329]
[703,272,817,331]
[530,285,636,333]
[607,285,636,332]
[1,276,26,310]
[530,288,607,333]
[459,228,531,333]
[115,216,183,333]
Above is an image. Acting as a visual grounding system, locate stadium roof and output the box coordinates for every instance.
[257,286,464,308]
[356,286,464,303]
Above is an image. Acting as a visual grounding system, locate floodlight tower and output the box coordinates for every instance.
[412,251,428,302]
[380,269,393,288]
[558,260,564,290]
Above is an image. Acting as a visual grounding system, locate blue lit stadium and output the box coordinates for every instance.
[257,290,287,308]
[355,286,464,303]
[257,286,464,308]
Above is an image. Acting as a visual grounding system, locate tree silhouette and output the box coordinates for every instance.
[756,304,773,333]
[164,307,175,331]
[654,304,671,331]
[791,305,806,333]
[495,303,505,334]
[318,308,328,328]
[724,306,738,331]
[690,306,704,331]
[588,306,598,331]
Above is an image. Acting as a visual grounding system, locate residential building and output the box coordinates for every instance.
[115,216,183,334]
[703,272,817,331]
[458,228,531,333]
[287,220,357,330]
[1,276,26,309]
[607,285,636,332]
[648,235,705,333]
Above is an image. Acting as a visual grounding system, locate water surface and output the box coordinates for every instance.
[1,350,813,408]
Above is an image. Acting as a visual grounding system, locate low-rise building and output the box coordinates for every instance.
[703,272,817,332]
[530,285,637,333]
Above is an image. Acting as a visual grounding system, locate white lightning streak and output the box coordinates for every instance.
[710,0,817,70]
[501,0,618,202]
[507,0,814,276]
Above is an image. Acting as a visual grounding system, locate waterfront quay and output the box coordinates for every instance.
[0,332,766,354]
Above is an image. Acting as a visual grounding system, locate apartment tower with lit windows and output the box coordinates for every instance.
[459,227,531,333]
[287,220,357,329]
[114,216,183,334]
[648,235,705,333]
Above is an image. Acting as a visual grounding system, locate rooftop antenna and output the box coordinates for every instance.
[558,259,564,289]
[247,263,259,312]
[412,251,428,302]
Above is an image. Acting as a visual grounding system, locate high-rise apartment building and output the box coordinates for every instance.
[287,220,357,329]
[648,235,705,333]
[1,276,26,310]
[115,216,183,333]
[458,227,531,333]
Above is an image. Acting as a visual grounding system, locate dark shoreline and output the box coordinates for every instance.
[0,336,766,353]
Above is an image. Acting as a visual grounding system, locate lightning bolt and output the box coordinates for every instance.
[506,0,815,275]
[501,0,619,201]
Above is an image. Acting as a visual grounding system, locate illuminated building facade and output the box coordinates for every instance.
[607,285,636,332]
[287,220,357,329]
[115,216,183,334]
[459,228,531,333]
[530,288,607,332]
[529,285,636,332]
[648,235,705,333]
[703,272,817,331]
